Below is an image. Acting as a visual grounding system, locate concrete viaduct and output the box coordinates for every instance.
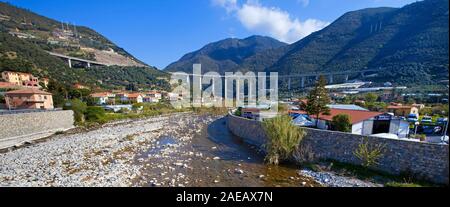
[47,52,111,68]
[168,68,384,90]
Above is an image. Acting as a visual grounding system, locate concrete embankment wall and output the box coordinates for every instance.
[0,110,74,149]
[227,114,449,184]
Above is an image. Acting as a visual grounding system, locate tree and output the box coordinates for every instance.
[63,99,87,123]
[365,93,378,103]
[305,76,331,127]
[85,106,106,123]
[332,114,352,132]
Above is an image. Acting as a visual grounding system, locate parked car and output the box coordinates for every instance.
[437,118,448,124]
[407,114,419,122]
[421,116,433,124]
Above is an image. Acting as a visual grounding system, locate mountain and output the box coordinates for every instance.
[0,2,170,92]
[269,0,449,85]
[166,0,449,86]
[165,35,287,73]
[0,2,145,67]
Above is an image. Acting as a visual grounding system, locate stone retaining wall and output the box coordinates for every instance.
[227,114,449,184]
[0,110,74,149]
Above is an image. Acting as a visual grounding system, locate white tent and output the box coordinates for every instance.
[292,115,315,127]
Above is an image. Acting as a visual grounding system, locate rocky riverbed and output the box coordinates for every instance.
[0,113,380,187]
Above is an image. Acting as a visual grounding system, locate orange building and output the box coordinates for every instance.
[5,88,54,110]
[387,105,419,117]
[1,71,39,87]
[73,83,89,90]
[127,93,143,103]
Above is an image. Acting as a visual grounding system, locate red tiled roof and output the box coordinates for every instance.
[127,93,142,98]
[387,105,416,109]
[5,88,52,95]
[145,91,161,95]
[91,92,111,98]
[290,109,383,124]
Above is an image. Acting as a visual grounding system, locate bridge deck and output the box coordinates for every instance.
[47,52,111,66]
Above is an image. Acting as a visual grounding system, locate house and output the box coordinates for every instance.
[412,103,426,110]
[1,71,39,87]
[73,83,89,90]
[143,91,162,103]
[144,91,162,100]
[241,105,277,121]
[143,96,159,103]
[5,88,54,110]
[290,109,410,138]
[91,92,115,105]
[127,93,143,103]
[387,104,419,117]
[166,92,182,101]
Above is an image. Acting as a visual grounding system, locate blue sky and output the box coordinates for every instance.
[3,0,417,69]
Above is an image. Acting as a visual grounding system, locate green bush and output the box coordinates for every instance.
[234,107,242,116]
[354,139,385,168]
[85,106,106,123]
[132,103,144,111]
[263,115,307,165]
[63,99,87,123]
[332,114,352,132]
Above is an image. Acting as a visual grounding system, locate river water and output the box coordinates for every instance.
[132,115,319,187]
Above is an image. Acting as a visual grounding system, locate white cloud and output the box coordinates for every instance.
[212,0,238,13]
[214,0,329,43]
[297,0,310,7]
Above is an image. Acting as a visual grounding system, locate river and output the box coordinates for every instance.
[1,113,374,187]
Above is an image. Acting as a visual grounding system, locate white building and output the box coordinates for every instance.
[291,109,410,138]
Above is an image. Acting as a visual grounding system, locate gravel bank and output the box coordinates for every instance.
[299,169,382,187]
[0,113,211,187]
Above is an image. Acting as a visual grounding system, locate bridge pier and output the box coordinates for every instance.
[288,77,291,91]
[301,77,305,88]
[344,75,349,82]
[329,75,334,84]
[87,62,91,68]
[68,59,72,68]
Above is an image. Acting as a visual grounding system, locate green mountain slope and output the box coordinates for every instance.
[165,35,287,73]
[269,0,449,85]
[166,0,448,86]
[0,2,145,66]
[0,2,170,92]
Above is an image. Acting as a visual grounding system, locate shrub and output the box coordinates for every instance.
[332,114,352,132]
[85,106,106,123]
[263,115,307,165]
[234,107,242,116]
[354,139,385,168]
[365,93,378,103]
[132,103,144,111]
[63,99,87,123]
